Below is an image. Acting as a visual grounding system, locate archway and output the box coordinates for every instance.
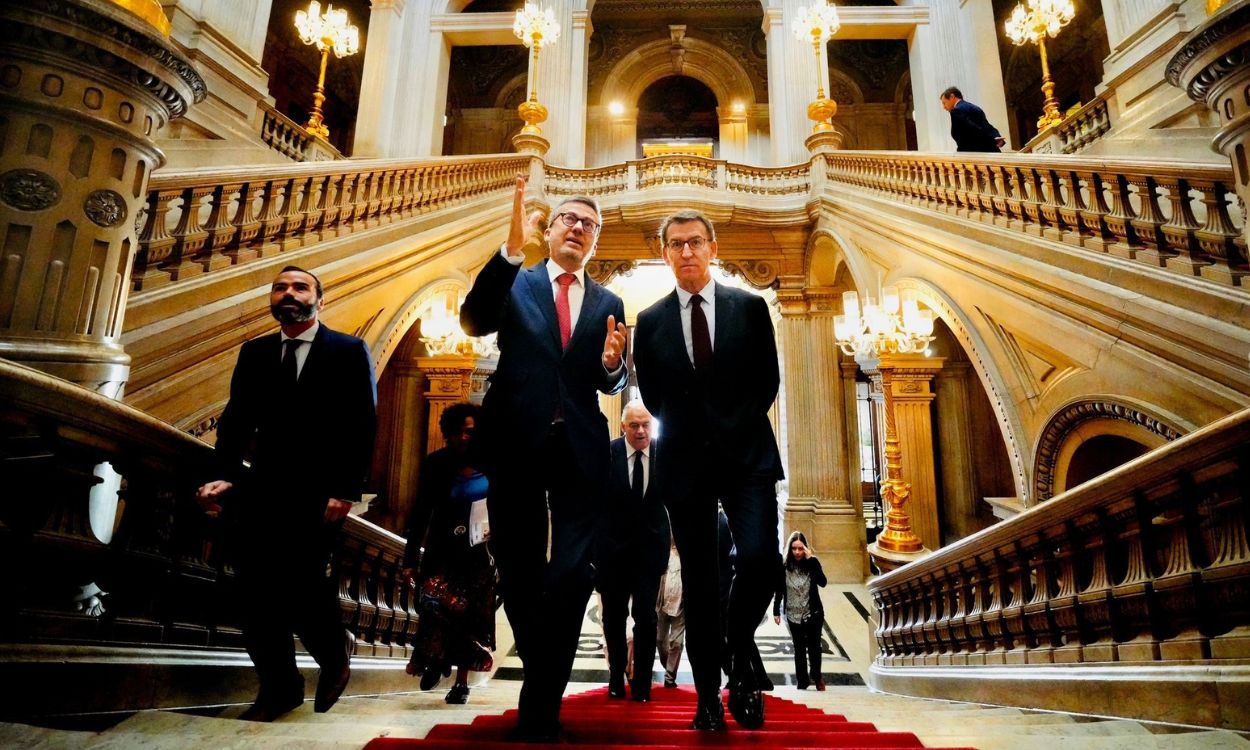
[636,76,719,158]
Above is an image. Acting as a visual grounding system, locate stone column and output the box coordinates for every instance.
[902,0,1010,150]
[1167,1,1250,254]
[562,10,592,168]
[763,5,822,165]
[778,286,867,582]
[718,108,749,163]
[416,355,495,453]
[864,354,945,551]
[0,0,205,396]
[1101,0,1190,84]
[934,362,978,541]
[353,0,407,158]
[530,0,585,167]
[398,4,450,158]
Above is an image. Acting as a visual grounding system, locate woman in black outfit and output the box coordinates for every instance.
[772,531,827,690]
[403,402,496,704]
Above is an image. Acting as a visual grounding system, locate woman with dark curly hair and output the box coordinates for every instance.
[402,402,496,704]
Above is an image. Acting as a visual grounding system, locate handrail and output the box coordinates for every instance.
[823,150,1246,285]
[135,153,530,291]
[0,358,414,668]
[259,102,342,163]
[1020,93,1113,155]
[545,156,811,198]
[867,405,1250,670]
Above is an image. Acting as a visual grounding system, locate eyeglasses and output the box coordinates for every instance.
[554,211,601,235]
[664,237,709,253]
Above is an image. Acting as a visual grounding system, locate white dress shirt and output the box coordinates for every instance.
[625,443,650,495]
[674,279,717,366]
[279,320,319,379]
[500,246,586,331]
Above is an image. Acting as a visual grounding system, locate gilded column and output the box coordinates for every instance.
[865,354,945,551]
[778,284,867,581]
[0,0,205,396]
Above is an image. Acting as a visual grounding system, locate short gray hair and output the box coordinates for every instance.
[658,210,716,244]
[621,399,651,421]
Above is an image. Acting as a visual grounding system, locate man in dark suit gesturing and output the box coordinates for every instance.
[633,211,783,731]
[461,177,628,741]
[197,266,377,722]
[597,400,670,703]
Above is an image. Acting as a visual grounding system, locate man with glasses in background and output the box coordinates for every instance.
[633,211,783,732]
[460,176,629,742]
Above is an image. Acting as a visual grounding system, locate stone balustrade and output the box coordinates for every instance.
[867,406,1250,728]
[134,154,529,291]
[0,358,417,712]
[824,151,1247,286]
[259,103,343,163]
[545,157,811,199]
[1021,94,1114,155]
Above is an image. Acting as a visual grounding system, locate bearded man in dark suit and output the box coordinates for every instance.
[460,176,629,741]
[633,210,783,732]
[197,265,377,722]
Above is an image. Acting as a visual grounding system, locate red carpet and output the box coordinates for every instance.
[364,685,977,749]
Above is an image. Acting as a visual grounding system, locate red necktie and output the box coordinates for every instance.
[556,273,575,350]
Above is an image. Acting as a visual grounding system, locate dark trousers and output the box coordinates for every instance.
[666,472,779,701]
[235,516,347,703]
[599,565,662,691]
[487,425,601,732]
[787,617,824,685]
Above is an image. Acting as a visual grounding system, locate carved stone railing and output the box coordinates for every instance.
[135,154,529,291]
[545,157,811,200]
[867,406,1250,729]
[1021,94,1113,155]
[0,358,416,715]
[824,152,1248,286]
[259,102,342,163]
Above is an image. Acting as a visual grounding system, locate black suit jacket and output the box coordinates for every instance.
[212,323,377,517]
[461,252,628,478]
[950,99,1003,153]
[600,437,670,580]
[633,283,783,498]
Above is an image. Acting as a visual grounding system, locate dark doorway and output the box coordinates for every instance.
[636,76,719,158]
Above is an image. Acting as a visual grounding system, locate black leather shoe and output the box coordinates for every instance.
[630,681,651,702]
[727,666,764,729]
[314,630,355,713]
[445,683,470,704]
[607,672,626,699]
[239,691,303,722]
[690,696,726,731]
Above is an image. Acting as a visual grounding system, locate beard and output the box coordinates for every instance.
[270,297,316,325]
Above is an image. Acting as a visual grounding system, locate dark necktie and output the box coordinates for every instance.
[282,339,302,386]
[632,449,645,501]
[690,294,713,371]
[556,273,575,350]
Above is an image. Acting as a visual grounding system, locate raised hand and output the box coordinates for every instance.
[506,175,544,257]
[602,314,628,371]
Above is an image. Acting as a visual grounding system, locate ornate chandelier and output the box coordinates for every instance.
[1004,0,1076,132]
[513,2,562,137]
[420,303,497,358]
[294,1,360,140]
[834,287,935,358]
[792,2,841,133]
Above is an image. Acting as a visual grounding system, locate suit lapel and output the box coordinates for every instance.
[660,291,694,375]
[298,324,329,384]
[521,262,562,352]
[567,275,606,356]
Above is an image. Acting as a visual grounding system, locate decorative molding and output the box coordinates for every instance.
[84,189,127,228]
[720,259,779,288]
[0,169,61,211]
[1033,399,1185,501]
[585,259,637,285]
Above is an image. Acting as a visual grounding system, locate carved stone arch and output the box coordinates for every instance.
[895,69,913,109]
[369,276,472,375]
[1033,398,1186,501]
[495,72,529,110]
[827,69,864,106]
[598,37,758,109]
[887,277,1032,506]
[813,223,878,297]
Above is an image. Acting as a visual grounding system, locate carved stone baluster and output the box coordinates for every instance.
[1039,169,1070,242]
[982,552,1011,664]
[1205,457,1250,659]
[988,165,1010,227]
[1111,491,1162,661]
[1002,540,1036,664]
[946,567,971,664]
[897,582,922,664]
[1154,176,1205,276]
[1020,167,1046,236]
[1189,179,1247,285]
[1055,169,1088,246]
[1076,514,1119,662]
[306,175,332,242]
[1126,175,1170,266]
[273,177,302,251]
[353,548,377,653]
[1050,530,1085,663]
[372,550,397,656]
[1023,547,1060,663]
[1002,166,1025,230]
[133,188,178,290]
[201,183,240,267]
[873,588,893,663]
[934,567,958,665]
[365,170,383,227]
[336,535,364,641]
[252,179,285,257]
[225,181,262,264]
[963,559,990,664]
[166,186,213,279]
[284,176,313,249]
[920,571,943,665]
[1075,170,1113,252]
[1103,173,1141,259]
[1153,474,1211,660]
[324,174,348,236]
